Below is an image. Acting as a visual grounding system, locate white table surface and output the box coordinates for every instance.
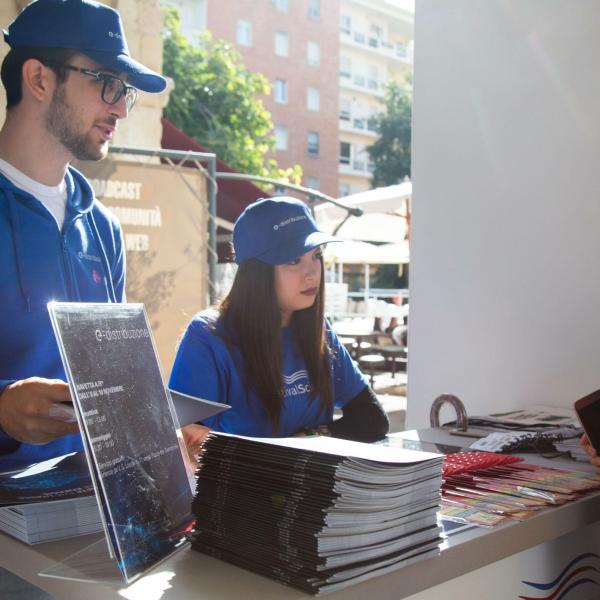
[2,428,599,600]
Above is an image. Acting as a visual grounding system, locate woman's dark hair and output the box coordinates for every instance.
[218,255,333,432]
[1,47,78,109]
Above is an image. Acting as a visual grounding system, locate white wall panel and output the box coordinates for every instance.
[408,1,600,427]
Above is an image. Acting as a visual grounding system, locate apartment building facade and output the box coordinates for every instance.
[163,0,340,198]
[161,0,413,199]
[338,0,413,196]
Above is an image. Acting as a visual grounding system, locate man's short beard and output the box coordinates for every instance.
[45,84,107,161]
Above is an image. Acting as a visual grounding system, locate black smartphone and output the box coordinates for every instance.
[574,389,600,452]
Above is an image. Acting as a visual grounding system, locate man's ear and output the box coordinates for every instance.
[21,58,54,103]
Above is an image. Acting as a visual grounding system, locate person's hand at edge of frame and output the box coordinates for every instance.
[580,433,600,469]
[0,377,79,444]
[182,423,212,469]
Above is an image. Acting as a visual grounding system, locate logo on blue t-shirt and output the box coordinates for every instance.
[283,370,312,398]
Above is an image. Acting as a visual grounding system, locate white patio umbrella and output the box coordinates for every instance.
[318,184,411,306]
[323,240,385,265]
[315,182,411,243]
[325,213,406,243]
[324,240,409,265]
[317,182,412,220]
[324,239,410,305]
[375,241,410,264]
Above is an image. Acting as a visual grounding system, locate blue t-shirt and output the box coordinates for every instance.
[169,312,367,437]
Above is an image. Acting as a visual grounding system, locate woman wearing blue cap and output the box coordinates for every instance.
[170,197,389,455]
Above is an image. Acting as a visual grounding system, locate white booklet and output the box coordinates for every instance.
[168,388,229,426]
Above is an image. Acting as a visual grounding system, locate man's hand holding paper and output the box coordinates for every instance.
[0,377,79,444]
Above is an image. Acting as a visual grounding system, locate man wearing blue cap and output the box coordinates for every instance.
[0,0,167,469]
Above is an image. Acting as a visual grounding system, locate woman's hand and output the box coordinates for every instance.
[580,433,600,469]
[182,423,212,467]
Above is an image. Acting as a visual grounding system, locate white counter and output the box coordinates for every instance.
[2,429,600,600]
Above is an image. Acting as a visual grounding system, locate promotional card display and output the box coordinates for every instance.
[48,302,194,584]
[386,434,600,529]
[190,433,444,595]
[440,461,600,527]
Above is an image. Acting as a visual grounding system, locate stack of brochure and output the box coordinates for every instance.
[440,458,600,527]
[190,433,444,595]
[0,496,101,544]
[0,452,102,544]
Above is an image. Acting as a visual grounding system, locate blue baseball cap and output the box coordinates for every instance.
[233,197,340,265]
[3,0,167,93]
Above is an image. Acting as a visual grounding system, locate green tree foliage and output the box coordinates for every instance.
[162,8,301,185]
[367,81,412,188]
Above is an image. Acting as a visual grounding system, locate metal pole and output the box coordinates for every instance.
[108,145,219,305]
[215,172,363,217]
[107,147,365,305]
[206,156,217,305]
[109,146,216,163]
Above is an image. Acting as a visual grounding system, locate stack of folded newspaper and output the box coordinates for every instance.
[190,433,444,595]
[0,452,102,544]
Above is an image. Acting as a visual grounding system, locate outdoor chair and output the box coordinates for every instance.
[358,354,386,386]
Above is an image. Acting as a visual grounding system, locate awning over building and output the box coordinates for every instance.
[161,118,270,262]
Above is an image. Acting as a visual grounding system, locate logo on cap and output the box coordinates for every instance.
[273,215,307,231]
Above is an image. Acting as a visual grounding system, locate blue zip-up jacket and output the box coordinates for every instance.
[0,165,125,469]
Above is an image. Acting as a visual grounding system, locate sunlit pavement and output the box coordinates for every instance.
[373,372,407,432]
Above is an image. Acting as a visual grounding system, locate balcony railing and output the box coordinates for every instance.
[339,119,378,137]
[339,76,385,98]
[353,74,365,87]
[340,28,413,63]
[338,161,373,177]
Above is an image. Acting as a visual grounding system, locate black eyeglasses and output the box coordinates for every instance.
[50,64,138,112]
